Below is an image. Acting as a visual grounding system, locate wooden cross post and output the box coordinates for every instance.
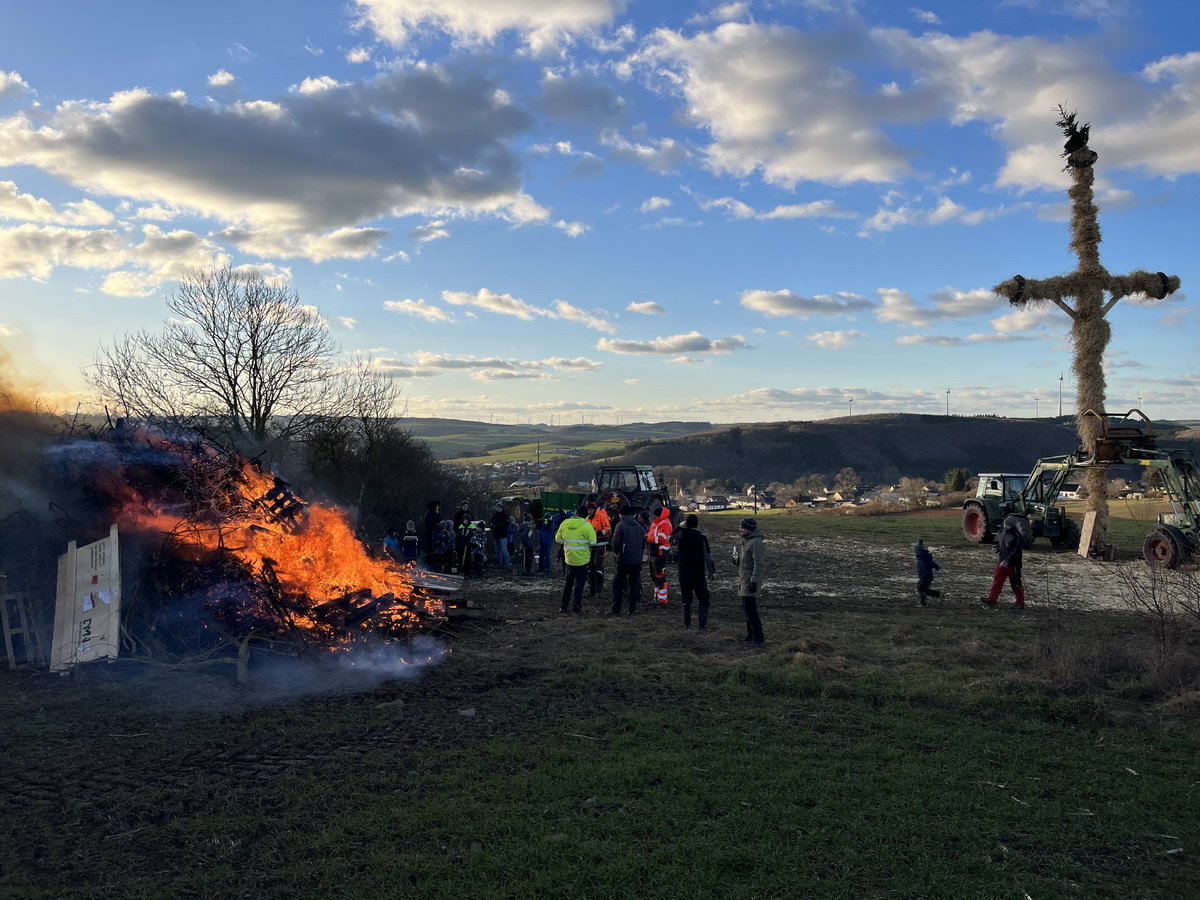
[993,108,1180,549]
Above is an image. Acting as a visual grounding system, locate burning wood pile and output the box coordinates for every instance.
[73,424,456,660]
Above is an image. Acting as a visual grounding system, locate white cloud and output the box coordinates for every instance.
[629,22,914,186]
[910,7,939,24]
[626,301,665,314]
[218,226,388,261]
[0,68,539,240]
[874,287,999,327]
[414,352,516,369]
[0,71,30,102]
[337,316,357,329]
[639,196,672,212]
[353,0,626,55]
[551,299,615,333]
[668,355,710,365]
[599,129,688,172]
[410,220,450,245]
[442,288,545,320]
[807,329,867,349]
[0,223,227,292]
[346,46,372,64]
[554,219,588,237]
[207,70,236,88]
[597,330,747,354]
[0,181,113,225]
[544,356,604,371]
[383,298,452,321]
[741,289,872,319]
[471,369,556,381]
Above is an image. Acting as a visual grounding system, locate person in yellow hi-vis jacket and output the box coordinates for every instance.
[555,505,597,614]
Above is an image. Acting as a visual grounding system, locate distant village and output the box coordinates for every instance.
[455,457,1154,512]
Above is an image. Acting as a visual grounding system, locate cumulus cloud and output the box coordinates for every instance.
[741,289,872,319]
[471,369,556,381]
[628,22,914,186]
[218,226,388,261]
[597,330,747,354]
[207,69,237,88]
[626,301,665,314]
[0,181,113,225]
[410,220,450,245]
[639,196,672,212]
[0,223,227,293]
[599,129,688,172]
[0,71,29,102]
[441,288,544,320]
[413,352,517,369]
[551,299,615,333]
[807,329,867,349]
[874,287,998,327]
[0,67,540,243]
[383,298,451,321]
[353,0,626,54]
[544,356,603,371]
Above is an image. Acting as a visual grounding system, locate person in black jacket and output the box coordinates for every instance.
[674,514,713,629]
[423,500,441,560]
[982,516,1026,608]
[913,539,941,606]
[608,505,646,616]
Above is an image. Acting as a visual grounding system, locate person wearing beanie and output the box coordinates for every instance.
[737,517,765,645]
[555,504,597,613]
[490,502,512,570]
[646,505,674,605]
[674,513,713,629]
[609,504,646,615]
[913,539,942,606]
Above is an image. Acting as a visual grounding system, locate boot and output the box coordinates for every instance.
[683,603,692,628]
[1013,586,1026,608]
[698,604,709,630]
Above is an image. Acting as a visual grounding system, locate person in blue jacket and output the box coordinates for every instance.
[913,539,942,606]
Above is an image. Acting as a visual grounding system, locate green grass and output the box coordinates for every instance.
[4,510,1200,898]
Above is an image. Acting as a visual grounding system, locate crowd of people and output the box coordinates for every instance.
[380,496,773,646]
[380,495,1030,649]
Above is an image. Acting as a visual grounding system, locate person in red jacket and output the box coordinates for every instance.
[587,500,612,597]
[646,505,673,604]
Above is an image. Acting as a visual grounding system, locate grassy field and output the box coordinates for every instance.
[3,510,1199,898]
[442,439,627,466]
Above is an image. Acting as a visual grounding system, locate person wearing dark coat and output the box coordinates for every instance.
[736,517,765,645]
[489,502,512,569]
[674,514,713,629]
[608,505,646,615]
[913,539,942,606]
[983,516,1026,608]
[423,500,441,558]
[453,500,473,573]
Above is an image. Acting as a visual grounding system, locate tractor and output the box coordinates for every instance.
[962,409,1200,567]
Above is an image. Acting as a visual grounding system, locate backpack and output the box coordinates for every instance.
[1005,516,1034,550]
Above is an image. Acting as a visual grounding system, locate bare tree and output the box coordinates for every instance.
[89,268,397,450]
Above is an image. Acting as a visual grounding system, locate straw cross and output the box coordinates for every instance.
[993,108,1181,545]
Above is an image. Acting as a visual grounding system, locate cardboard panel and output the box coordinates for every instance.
[50,524,121,672]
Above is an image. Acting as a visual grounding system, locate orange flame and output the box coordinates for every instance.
[108,446,441,640]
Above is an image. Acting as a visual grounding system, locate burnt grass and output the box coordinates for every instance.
[3,511,1200,898]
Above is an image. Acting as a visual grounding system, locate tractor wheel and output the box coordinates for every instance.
[1052,517,1081,550]
[1143,528,1181,570]
[962,504,993,544]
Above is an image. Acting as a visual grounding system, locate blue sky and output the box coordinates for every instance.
[1,0,1197,424]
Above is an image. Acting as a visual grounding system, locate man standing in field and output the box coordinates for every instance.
[609,505,646,615]
[556,505,597,614]
[983,515,1027,609]
[586,500,611,597]
[674,513,713,629]
[736,517,765,645]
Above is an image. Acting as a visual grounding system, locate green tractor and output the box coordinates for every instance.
[962,409,1200,567]
[962,469,1081,549]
